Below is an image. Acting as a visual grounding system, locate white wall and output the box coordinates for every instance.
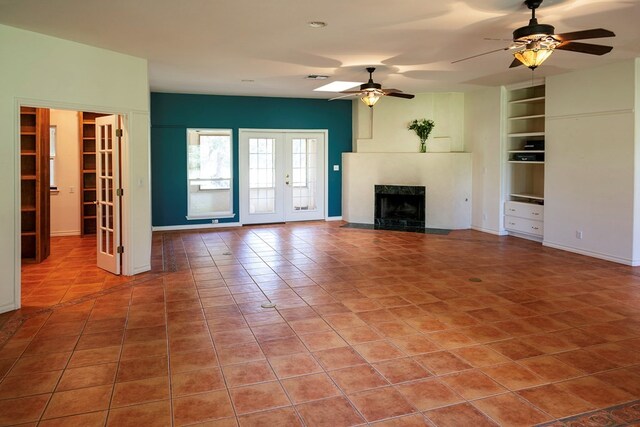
[50,109,80,236]
[544,60,638,264]
[465,86,505,235]
[342,153,472,229]
[0,24,151,313]
[354,93,465,153]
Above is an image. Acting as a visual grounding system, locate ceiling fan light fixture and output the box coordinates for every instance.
[514,45,554,69]
[361,91,380,108]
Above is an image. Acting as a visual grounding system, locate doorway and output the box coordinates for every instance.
[239,130,327,224]
[19,106,126,276]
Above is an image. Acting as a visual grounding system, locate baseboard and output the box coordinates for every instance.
[471,226,508,236]
[0,301,18,314]
[131,264,151,275]
[50,230,81,237]
[152,222,242,231]
[543,240,639,266]
[326,216,343,221]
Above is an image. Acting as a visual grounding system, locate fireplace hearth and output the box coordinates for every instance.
[374,185,425,230]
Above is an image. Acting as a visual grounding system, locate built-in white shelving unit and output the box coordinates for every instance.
[504,83,545,241]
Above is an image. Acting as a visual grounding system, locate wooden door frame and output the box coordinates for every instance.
[238,128,329,225]
[13,98,133,308]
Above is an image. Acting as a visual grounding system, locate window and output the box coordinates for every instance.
[186,129,234,219]
[49,126,57,190]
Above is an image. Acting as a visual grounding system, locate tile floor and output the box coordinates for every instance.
[1,222,640,426]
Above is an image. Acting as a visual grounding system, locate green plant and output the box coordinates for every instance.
[408,119,435,142]
[408,119,435,152]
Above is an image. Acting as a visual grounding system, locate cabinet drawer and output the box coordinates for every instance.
[504,215,543,236]
[504,201,543,220]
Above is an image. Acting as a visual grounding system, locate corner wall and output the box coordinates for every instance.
[0,24,151,313]
[354,93,465,153]
[465,86,505,235]
[544,60,638,264]
[50,109,80,236]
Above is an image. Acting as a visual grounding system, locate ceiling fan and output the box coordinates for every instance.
[453,0,615,69]
[330,67,415,107]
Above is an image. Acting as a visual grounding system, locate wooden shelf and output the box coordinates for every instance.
[79,111,107,236]
[20,107,50,263]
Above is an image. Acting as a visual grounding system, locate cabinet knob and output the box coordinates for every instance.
[532,226,539,230]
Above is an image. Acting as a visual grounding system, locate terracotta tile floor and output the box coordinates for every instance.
[1,222,640,426]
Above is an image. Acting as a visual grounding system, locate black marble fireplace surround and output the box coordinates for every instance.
[374,185,426,230]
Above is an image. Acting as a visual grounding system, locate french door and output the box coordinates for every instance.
[240,130,326,224]
[95,115,122,274]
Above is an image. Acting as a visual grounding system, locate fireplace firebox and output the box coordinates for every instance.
[374,185,425,230]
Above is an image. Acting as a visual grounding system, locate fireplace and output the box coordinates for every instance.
[374,185,425,230]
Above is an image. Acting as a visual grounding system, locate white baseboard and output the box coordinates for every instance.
[471,226,508,236]
[326,216,343,221]
[152,222,242,232]
[50,230,81,237]
[543,240,639,266]
[131,264,152,275]
[0,301,18,314]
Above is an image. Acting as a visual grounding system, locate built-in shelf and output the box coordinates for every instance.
[507,132,545,138]
[509,96,545,104]
[510,193,544,201]
[20,106,50,263]
[509,114,545,121]
[505,83,546,241]
[80,111,107,235]
[508,161,545,164]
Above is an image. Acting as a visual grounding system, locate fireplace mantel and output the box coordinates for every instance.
[342,152,472,229]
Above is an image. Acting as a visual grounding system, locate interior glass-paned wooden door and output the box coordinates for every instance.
[95,115,121,274]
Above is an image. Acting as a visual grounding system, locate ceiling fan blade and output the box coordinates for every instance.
[556,41,613,55]
[339,90,365,94]
[452,47,510,64]
[382,89,402,94]
[509,58,524,68]
[555,28,615,42]
[329,93,358,101]
[386,92,415,99]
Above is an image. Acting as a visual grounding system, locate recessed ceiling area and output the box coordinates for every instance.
[0,0,638,98]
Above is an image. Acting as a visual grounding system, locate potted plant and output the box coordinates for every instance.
[408,119,435,153]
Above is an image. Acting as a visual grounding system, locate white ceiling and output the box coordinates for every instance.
[1,0,638,98]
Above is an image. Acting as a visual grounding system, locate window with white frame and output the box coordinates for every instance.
[186,129,233,219]
[50,126,57,189]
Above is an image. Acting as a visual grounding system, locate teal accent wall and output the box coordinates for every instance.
[150,92,352,226]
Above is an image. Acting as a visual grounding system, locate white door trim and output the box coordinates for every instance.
[13,98,135,311]
[238,128,329,224]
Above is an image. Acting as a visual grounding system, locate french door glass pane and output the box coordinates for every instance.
[292,138,317,211]
[249,138,275,214]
